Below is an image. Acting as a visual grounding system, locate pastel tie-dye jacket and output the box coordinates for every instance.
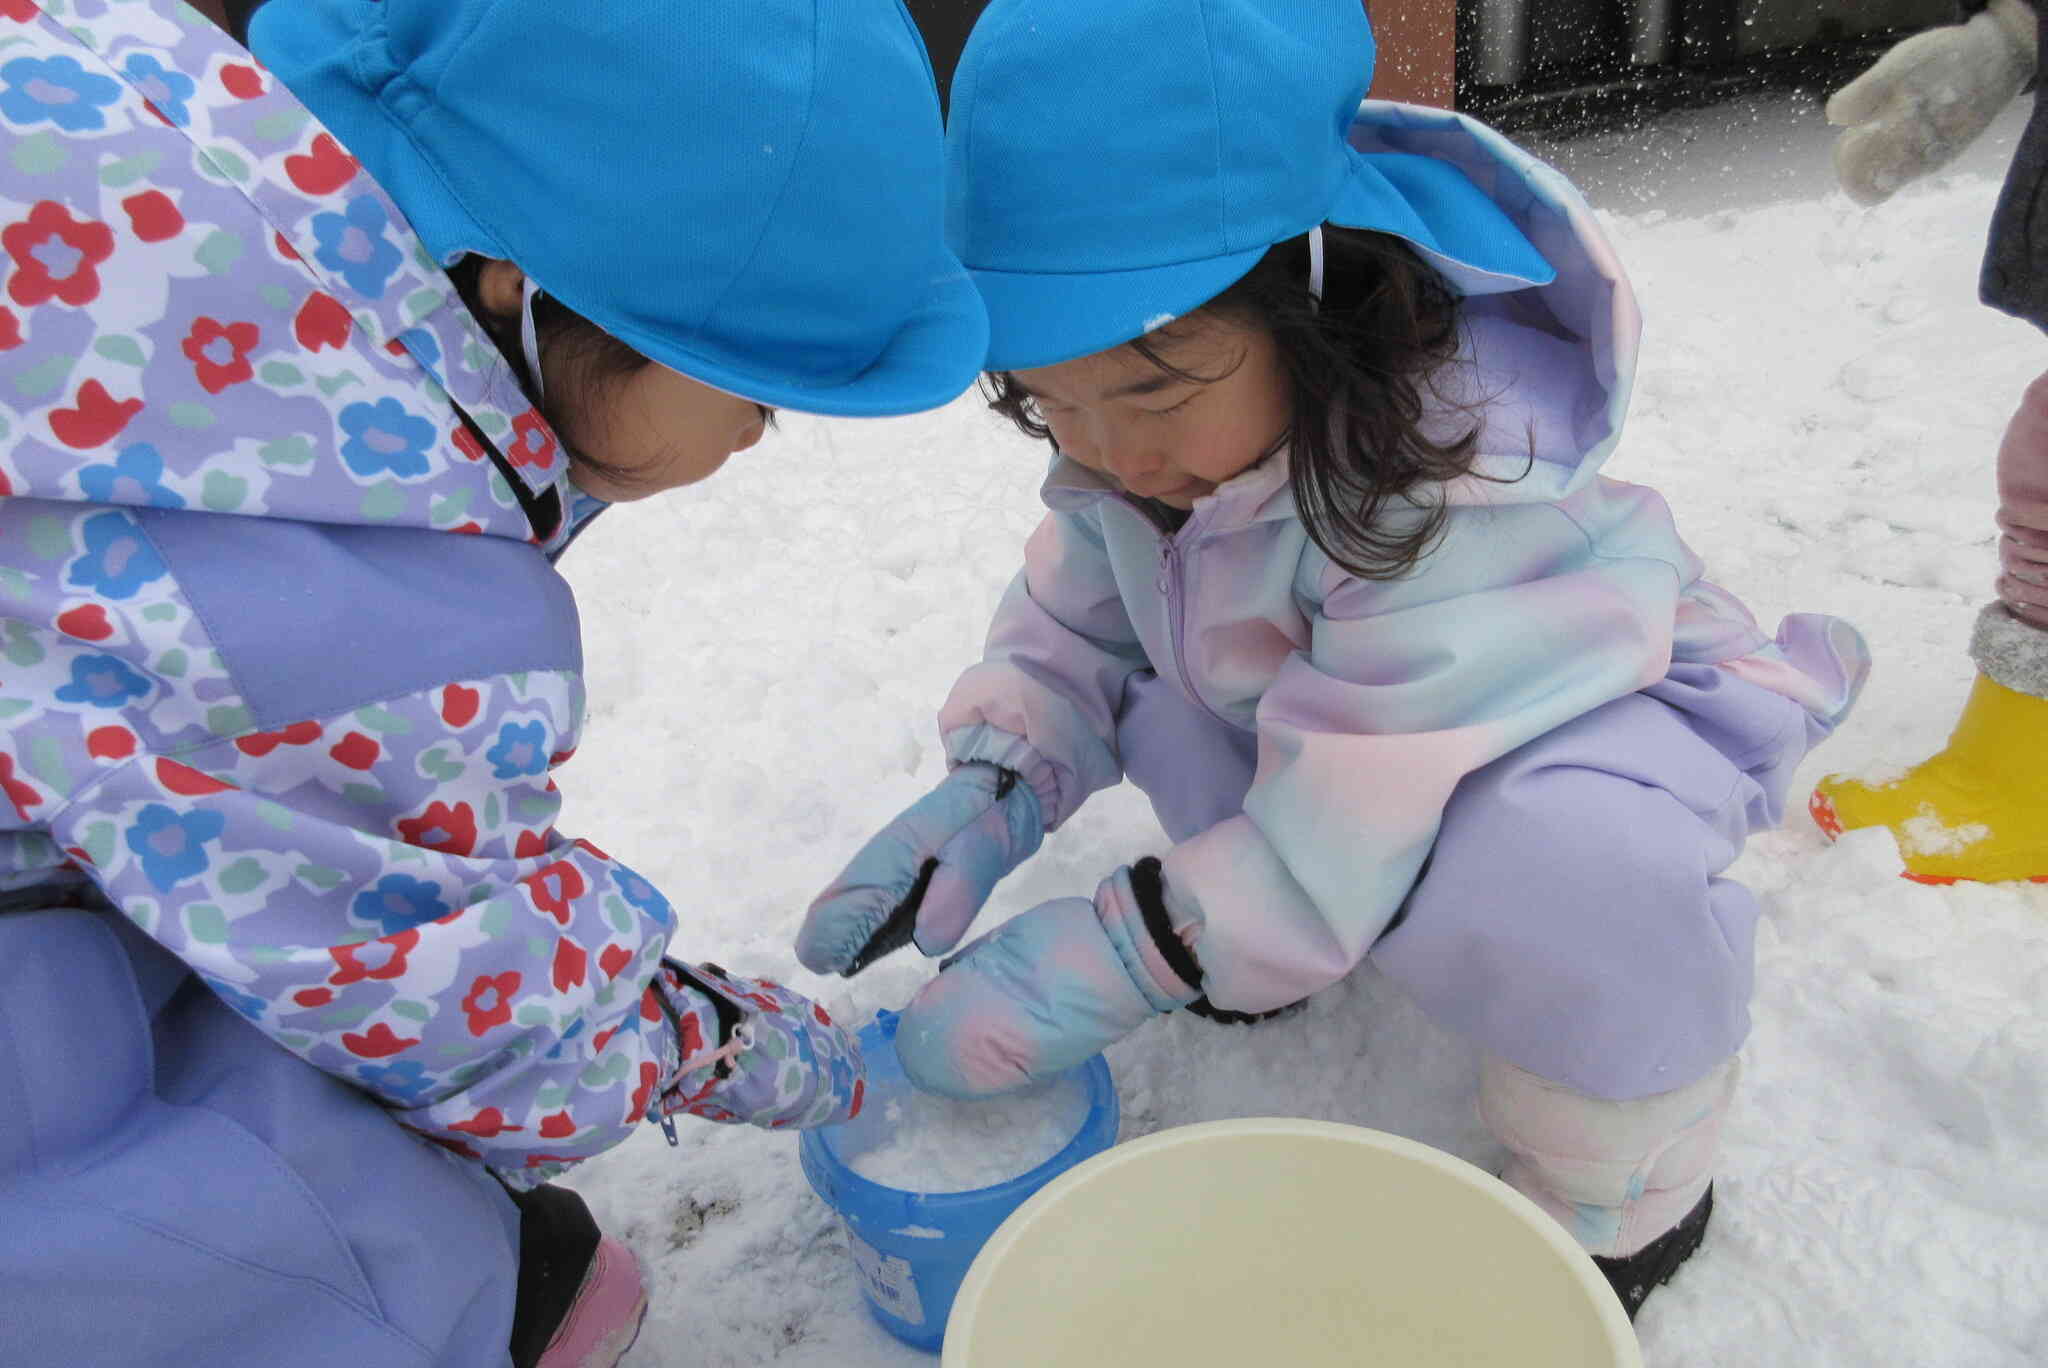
[0,0,856,1187]
[941,103,1872,1016]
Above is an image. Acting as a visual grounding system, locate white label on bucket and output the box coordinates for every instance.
[847,1227,925,1326]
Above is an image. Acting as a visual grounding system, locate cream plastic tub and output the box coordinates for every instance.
[942,1118,1641,1367]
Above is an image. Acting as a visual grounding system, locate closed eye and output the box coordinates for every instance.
[1142,392,1199,419]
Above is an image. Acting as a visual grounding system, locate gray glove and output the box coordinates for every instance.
[1827,0,2037,206]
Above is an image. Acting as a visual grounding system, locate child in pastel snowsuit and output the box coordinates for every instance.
[797,0,1871,1318]
[1814,0,2048,883]
[0,0,983,1364]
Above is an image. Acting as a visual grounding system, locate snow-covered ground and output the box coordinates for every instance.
[555,92,2048,1366]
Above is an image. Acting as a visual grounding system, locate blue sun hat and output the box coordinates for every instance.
[946,0,1558,371]
[251,0,987,417]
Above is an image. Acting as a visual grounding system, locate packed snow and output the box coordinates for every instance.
[555,91,2048,1366]
[844,1074,1092,1194]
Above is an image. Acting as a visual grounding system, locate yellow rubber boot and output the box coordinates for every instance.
[1811,671,2048,884]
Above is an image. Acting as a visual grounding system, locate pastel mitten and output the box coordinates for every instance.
[895,860,1200,1099]
[797,762,1044,976]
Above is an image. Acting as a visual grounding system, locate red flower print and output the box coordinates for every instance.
[451,424,487,463]
[1,0,40,21]
[599,944,634,981]
[538,1111,577,1140]
[4,201,114,309]
[85,726,135,760]
[328,928,420,985]
[397,800,478,856]
[343,1022,420,1058]
[572,835,608,860]
[292,987,333,1008]
[551,936,587,992]
[522,860,585,926]
[629,1060,658,1121]
[181,316,260,394]
[848,1078,864,1120]
[462,970,521,1036]
[121,190,184,243]
[592,1026,617,1054]
[0,753,43,820]
[417,1131,483,1161]
[0,306,19,350]
[448,1107,522,1138]
[515,829,549,859]
[508,410,558,469]
[234,719,323,757]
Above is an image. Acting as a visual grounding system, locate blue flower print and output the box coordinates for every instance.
[338,397,436,480]
[202,974,268,1023]
[78,443,185,510]
[53,652,152,709]
[486,720,551,780]
[393,326,441,372]
[350,873,451,935]
[310,195,405,298]
[120,53,195,127]
[613,865,672,924]
[356,1057,435,1103]
[66,510,168,599]
[0,55,123,133]
[126,803,227,891]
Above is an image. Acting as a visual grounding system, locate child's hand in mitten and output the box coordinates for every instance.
[649,961,864,1131]
[1828,0,2036,205]
[797,761,1044,977]
[894,861,1200,1099]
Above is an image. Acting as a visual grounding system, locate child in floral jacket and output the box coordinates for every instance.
[0,0,984,1363]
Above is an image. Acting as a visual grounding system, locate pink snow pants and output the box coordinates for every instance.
[1997,369,2048,629]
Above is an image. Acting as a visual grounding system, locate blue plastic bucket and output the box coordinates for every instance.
[798,1010,1120,1354]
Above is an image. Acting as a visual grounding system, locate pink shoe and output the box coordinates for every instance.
[534,1235,649,1368]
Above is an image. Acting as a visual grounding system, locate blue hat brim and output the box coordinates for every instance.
[972,149,1556,374]
[975,246,1270,374]
[594,265,991,419]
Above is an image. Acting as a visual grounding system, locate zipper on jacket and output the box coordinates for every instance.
[1149,508,1236,730]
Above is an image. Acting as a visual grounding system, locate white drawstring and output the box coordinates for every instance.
[518,274,546,402]
[1307,224,1325,308]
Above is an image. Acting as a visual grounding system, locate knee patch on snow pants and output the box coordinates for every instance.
[1481,1053,1737,1259]
[0,901,521,1367]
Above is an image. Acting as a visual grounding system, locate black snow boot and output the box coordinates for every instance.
[507,1183,605,1367]
[1591,1185,1714,1321]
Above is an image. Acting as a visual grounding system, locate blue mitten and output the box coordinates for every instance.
[895,859,1201,1098]
[797,762,1044,976]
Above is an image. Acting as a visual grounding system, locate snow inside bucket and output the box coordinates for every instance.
[941,1118,1643,1367]
[798,1010,1119,1354]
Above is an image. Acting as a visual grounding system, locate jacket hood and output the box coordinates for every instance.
[0,1,584,551]
[1349,103,1643,505]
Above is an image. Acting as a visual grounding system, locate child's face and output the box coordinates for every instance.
[557,364,768,503]
[1009,317,1292,509]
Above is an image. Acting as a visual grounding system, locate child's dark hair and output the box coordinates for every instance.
[442,256,774,493]
[986,226,1495,581]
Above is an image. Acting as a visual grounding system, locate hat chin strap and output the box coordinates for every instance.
[519,274,546,404]
[1307,224,1325,308]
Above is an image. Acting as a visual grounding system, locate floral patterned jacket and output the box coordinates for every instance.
[0,0,858,1186]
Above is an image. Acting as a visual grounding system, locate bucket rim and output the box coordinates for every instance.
[798,1011,1121,1217]
[940,1116,1645,1367]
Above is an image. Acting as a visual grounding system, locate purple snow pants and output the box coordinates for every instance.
[1116,660,1828,1103]
[1996,368,2048,630]
[0,888,521,1366]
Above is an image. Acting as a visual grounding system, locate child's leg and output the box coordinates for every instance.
[1996,369,2048,629]
[1371,664,1818,1294]
[1374,666,1816,1104]
[1479,1053,1735,1260]
[1115,669,1258,843]
[0,896,523,1366]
